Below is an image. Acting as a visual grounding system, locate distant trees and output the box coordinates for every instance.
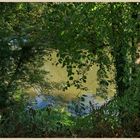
[44,3,140,97]
[0,2,139,117]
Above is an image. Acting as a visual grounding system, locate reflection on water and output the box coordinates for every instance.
[67,93,105,117]
[27,95,56,110]
[27,92,109,117]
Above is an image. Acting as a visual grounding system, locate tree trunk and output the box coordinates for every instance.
[110,4,128,97]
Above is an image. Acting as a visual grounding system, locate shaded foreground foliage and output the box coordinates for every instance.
[0,3,140,137]
[1,66,140,137]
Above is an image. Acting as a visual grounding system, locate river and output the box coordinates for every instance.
[26,50,116,116]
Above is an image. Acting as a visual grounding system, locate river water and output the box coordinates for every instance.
[26,51,115,116]
[26,91,109,117]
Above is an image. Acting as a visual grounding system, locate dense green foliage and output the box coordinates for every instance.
[0,2,140,137]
